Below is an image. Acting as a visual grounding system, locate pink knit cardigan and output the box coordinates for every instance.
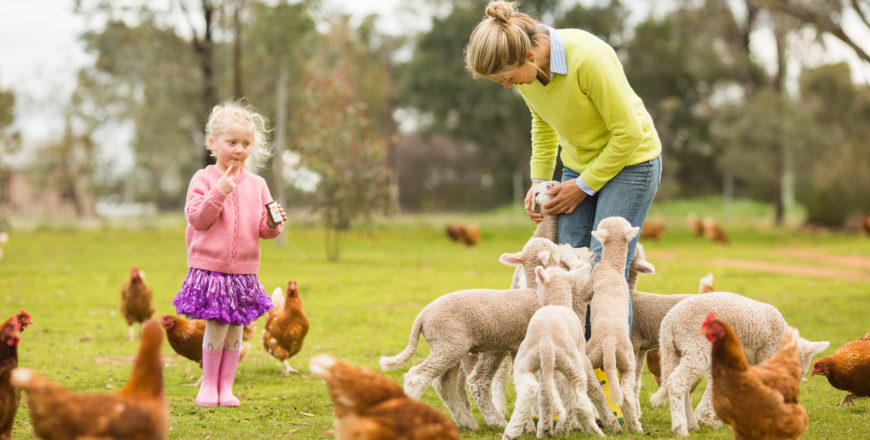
[185,165,283,274]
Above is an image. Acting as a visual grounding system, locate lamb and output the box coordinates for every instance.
[503,265,604,440]
[473,239,590,420]
[649,291,830,437]
[583,216,643,433]
[626,243,693,401]
[509,180,561,289]
[379,251,621,432]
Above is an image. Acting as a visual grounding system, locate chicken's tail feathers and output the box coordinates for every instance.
[271,287,284,309]
[10,367,39,390]
[602,336,623,406]
[698,273,715,293]
[309,353,338,379]
[379,315,423,371]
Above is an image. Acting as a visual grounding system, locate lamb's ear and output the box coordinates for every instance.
[591,229,608,244]
[634,259,655,274]
[537,250,552,266]
[499,251,523,267]
[530,186,541,212]
[535,265,548,286]
[810,340,830,355]
[625,225,640,241]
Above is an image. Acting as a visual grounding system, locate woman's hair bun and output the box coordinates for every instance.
[485,1,515,24]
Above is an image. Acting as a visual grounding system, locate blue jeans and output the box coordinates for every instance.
[557,156,662,338]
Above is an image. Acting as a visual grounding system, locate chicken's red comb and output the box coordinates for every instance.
[288,280,297,290]
[17,310,31,329]
[131,266,139,277]
[702,311,717,326]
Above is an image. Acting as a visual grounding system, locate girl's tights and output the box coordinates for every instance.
[203,320,243,351]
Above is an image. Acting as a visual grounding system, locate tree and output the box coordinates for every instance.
[0,87,19,230]
[294,65,391,261]
[399,1,533,210]
[794,62,870,225]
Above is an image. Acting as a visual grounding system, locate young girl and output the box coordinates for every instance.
[173,101,286,407]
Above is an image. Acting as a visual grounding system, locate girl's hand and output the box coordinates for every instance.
[217,165,237,194]
[524,184,544,224]
[544,180,587,215]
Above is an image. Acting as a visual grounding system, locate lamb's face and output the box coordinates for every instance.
[530,180,559,213]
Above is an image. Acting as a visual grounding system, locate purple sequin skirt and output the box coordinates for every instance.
[172,268,273,325]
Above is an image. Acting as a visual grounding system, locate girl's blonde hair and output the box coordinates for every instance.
[204,100,272,168]
[464,1,540,78]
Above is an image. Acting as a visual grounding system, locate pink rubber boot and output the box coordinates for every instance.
[196,347,222,407]
[218,349,242,407]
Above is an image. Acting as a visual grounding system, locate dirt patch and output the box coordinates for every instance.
[775,248,870,270]
[710,258,870,283]
[94,356,134,365]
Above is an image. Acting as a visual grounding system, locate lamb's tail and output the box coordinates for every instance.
[602,336,623,406]
[539,338,564,417]
[379,314,423,371]
[650,326,677,406]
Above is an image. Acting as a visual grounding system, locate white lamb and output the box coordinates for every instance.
[502,265,604,440]
[581,216,643,433]
[625,243,694,405]
[649,291,830,437]
[379,251,621,432]
[468,238,592,420]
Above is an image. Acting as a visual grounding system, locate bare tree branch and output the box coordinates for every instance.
[851,0,870,29]
[766,0,870,63]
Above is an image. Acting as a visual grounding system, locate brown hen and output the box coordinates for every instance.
[812,329,870,406]
[0,311,31,440]
[160,315,254,384]
[703,312,807,440]
[310,354,459,440]
[121,267,155,340]
[12,320,168,440]
[262,280,309,375]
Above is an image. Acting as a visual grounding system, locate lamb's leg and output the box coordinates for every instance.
[467,351,508,427]
[536,370,556,439]
[404,347,478,429]
[492,355,512,416]
[433,363,479,430]
[560,356,604,437]
[665,358,705,437]
[619,363,643,433]
[694,372,722,428]
[502,371,538,440]
[633,348,647,416]
[583,357,622,433]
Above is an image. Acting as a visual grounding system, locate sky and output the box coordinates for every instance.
[1,0,869,160]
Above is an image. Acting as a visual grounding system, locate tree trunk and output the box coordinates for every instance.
[325,227,341,262]
[232,0,244,99]
[196,0,218,167]
[772,21,787,226]
[272,63,288,247]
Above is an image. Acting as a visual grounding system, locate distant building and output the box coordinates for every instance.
[0,167,94,219]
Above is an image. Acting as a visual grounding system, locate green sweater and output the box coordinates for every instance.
[517,28,661,191]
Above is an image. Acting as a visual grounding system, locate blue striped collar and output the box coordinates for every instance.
[541,24,567,76]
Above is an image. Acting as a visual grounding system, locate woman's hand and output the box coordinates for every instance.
[524,184,544,224]
[217,165,237,194]
[544,179,587,215]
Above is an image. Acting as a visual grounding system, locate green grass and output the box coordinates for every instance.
[1,201,869,439]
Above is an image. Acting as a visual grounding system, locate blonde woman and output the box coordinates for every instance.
[465,1,662,331]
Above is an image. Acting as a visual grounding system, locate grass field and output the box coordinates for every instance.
[0,198,868,439]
